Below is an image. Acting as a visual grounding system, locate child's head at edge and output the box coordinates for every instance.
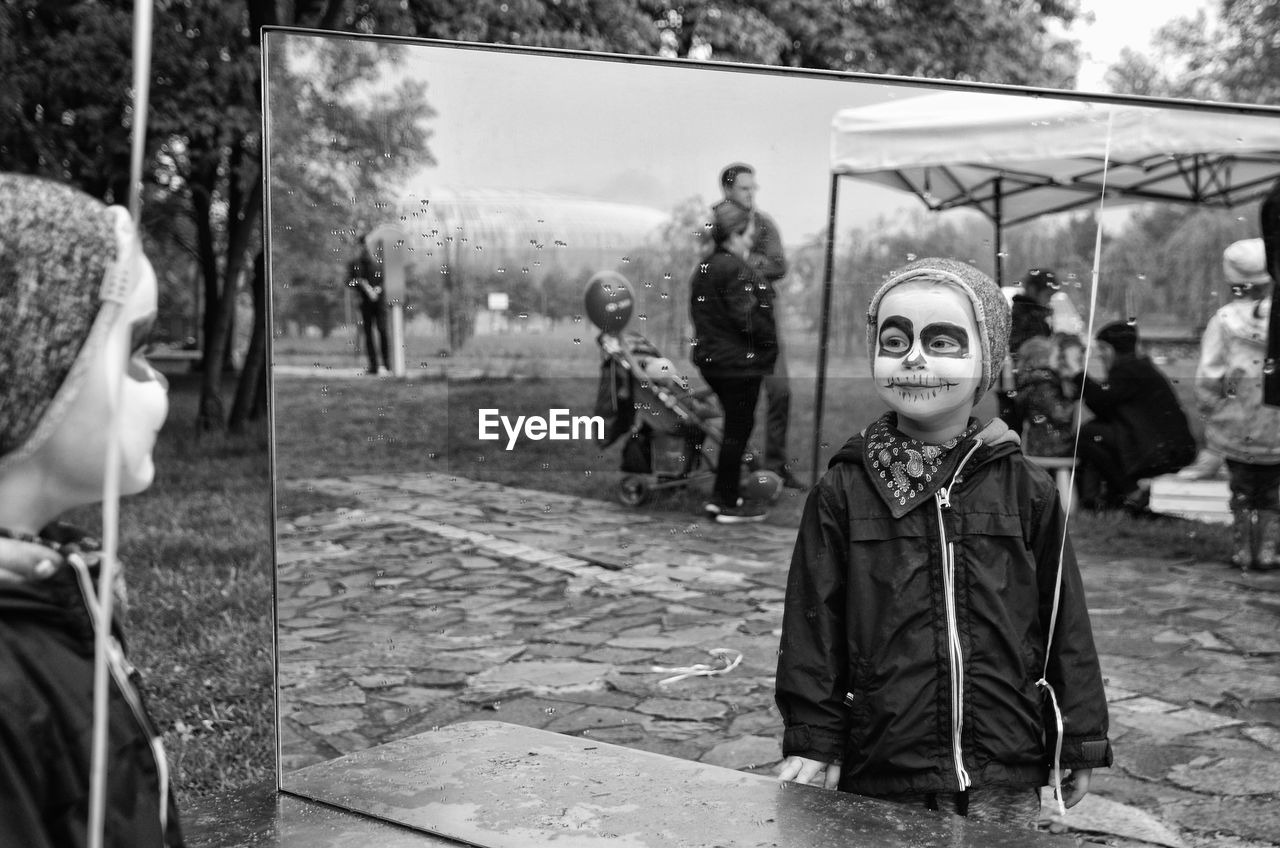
[0,173,169,536]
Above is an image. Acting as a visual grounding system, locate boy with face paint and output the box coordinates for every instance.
[0,174,182,847]
[775,258,1111,829]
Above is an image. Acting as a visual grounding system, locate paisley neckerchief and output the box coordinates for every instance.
[864,412,980,518]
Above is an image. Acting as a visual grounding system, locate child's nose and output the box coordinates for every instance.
[903,342,927,367]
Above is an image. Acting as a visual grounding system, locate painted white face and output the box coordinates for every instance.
[42,253,170,498]
[873,279,981,432]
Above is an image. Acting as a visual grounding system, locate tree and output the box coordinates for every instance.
[622,197,710,355]
[1105,1,1280,105]
[655,0,1083,87]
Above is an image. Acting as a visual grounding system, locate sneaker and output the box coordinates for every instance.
[703,497,737,518]
[714,500,768,524]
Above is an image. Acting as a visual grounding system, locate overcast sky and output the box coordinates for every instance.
[273,3,1226,247]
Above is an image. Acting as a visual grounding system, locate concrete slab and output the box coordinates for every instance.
[282,721,1065,848]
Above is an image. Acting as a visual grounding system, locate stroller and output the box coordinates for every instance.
[586,271,780,507]
[586,272,778,507]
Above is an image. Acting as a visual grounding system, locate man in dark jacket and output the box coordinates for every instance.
[1070,321,1196,511]
[348,235,390,375]
[690,200,778,523]
[776,258,1110,828]
[714,163,801,487]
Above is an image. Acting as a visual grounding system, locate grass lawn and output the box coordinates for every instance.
[63,372,275,803]
[82,340,1226,805]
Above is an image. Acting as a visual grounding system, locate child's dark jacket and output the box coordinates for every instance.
[0,530,183,848]
[775,417,1112,796]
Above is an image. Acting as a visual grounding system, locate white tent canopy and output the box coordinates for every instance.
[830,91,1280,227]
[809,90,1280,481]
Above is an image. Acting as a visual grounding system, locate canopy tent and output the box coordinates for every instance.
[811,90,1280,482]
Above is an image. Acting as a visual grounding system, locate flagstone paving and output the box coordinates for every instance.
[275,472,1280,848]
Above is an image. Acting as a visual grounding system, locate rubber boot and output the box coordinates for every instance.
[1253,510,1280,572]
[1230,510,1255,570]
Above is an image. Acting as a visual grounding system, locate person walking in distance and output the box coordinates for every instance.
[348,233,390,375]
[713,163,802,488]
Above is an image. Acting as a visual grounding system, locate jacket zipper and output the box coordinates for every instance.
[934,439,983,791]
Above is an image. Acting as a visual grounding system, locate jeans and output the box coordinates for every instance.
[360,302,390,372]
[704,373,763,505]
[762,341,791,472]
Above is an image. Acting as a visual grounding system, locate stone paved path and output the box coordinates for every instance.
[276,473,1280,848]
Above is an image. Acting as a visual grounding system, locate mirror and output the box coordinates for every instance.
[263,29,1280,837]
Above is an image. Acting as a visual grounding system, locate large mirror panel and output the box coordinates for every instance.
[264,30,1280,841]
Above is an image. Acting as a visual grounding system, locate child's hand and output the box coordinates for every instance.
[777,756,841,789]
[1061,767,1092,808]
[0,537,60,583]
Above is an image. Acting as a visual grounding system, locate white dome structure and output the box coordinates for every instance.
[383,186,670,283]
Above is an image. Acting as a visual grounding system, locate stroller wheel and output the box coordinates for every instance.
[617,475,652,507]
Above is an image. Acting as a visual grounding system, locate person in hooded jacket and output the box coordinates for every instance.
[775,257,1111,829]
[0,174,183,848]
[1194,238,1280,571]
[689,201,778,523]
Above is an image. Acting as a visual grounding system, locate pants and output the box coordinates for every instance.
[1226,459,1280,511]
[360,302,390,372]
[704,373,763,504]
[762,341,791,472]
[868,787,1041,829]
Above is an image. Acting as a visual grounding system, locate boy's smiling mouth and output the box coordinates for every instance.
[884,378,960,390]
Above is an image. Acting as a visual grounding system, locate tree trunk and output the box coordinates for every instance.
[196,144,263,432]
[229,251,267,433]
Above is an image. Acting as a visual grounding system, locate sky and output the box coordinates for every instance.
[269,3,1229,253]
[1071,0,1215,93]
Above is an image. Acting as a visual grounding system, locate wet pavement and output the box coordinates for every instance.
[276,472,1280,848]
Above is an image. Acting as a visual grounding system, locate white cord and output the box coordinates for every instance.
[652,648,743,685]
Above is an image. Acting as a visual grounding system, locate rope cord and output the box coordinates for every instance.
[88,4,154,847]
[652,648,743,685]
[1040,106,1116,821]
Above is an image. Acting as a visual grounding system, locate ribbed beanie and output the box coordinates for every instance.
[867,257,1012,402]
[0,173,116,463]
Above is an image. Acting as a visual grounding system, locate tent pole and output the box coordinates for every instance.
[812,173,841,485]
[993,176,1004,286]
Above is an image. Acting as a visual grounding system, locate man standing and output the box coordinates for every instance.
[712,163,802,488]
[348,233,390,375]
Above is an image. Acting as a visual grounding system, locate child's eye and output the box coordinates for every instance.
[879,331,908,352]
[928,336,961,354]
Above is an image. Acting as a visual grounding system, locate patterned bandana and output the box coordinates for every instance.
[864,412,980,518]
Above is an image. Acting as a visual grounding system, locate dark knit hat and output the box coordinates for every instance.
[1096,320,1138,356]
[867,257,1012,402]
[710,199,752,246]
[0,173,128,465]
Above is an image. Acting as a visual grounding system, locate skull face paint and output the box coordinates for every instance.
[873,279,981,438]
